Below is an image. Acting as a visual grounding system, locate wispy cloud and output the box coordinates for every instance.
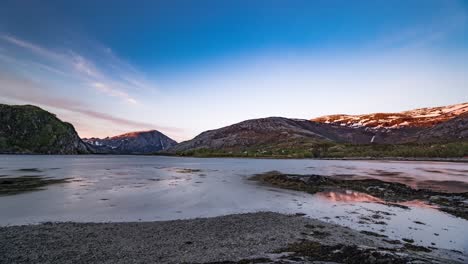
[0,33,181,138]
[0,34,148,105]
[0,72,182,135]
[92,82,137,104]
[0,35,63,61]
[368,1,468,51]
[70,52,101,78]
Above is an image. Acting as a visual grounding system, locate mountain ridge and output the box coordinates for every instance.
[83,130,177,154]
[1,102,466,157]
[168,103,468,158]
[312,102,468,130]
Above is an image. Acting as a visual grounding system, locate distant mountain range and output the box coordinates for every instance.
[312,102,468,130]
[0,104,176,155]
[169,117,373,152]
[168,102,468,158]
[1,102,466,157]
[83,130,177,154]
[312,102,468,144]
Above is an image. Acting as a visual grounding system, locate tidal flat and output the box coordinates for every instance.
[1,212,465,263]
[0,155,467,263]
[251,171,468,220]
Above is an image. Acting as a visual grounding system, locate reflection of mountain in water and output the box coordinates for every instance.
[316,190,439,210]
[316,190,383,203]
[399,200,439,209]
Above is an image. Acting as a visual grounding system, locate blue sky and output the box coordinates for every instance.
[0,0,467,141]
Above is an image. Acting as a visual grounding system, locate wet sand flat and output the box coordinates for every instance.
[1,212,466,264]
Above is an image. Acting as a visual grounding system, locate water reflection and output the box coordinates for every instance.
[316,190,383,203]
[316,190,437,210]
[400,200,439,209]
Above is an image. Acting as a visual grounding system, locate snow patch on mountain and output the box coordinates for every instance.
[312,102,468,130]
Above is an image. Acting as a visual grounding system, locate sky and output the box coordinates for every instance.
[0,0,467,142]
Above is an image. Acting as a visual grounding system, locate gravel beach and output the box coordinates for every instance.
[1,212,465,264]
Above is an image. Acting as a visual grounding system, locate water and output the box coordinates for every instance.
[0,155,467,252]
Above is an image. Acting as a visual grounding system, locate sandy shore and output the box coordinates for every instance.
[0,212,465,264]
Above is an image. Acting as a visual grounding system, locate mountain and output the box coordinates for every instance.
[169,117,374,154]
[1,102,465,157]
[83,130,177,154]
[0,104,89,154]
[312,102,468,130]
[416,112,468,143]
[312,102,468,144]
[168,103,468,158]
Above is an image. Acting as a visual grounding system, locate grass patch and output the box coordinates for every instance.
[173,141,468,159]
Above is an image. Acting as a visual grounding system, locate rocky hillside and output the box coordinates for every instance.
[312,102,468,130]
[416,112,468,143]
[83,130,177,154]
[1,102,465,157]
[0,104,89,154]
[312,102,468,144]
[168,117,375,153]
[168,103,468,157]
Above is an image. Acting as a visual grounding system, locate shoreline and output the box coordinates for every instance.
[1,212,465,263]
[159,155,468,163]
[1,152,467,163]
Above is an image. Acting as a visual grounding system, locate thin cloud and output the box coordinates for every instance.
[70,52,101,78]
[1,35,63,61]
[0,73,182,134]
[0,34,144,104]
[368,3,468,51]
[0,52,71,77]
[92,82,138,104]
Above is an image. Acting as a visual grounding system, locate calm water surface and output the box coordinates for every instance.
[0,155,467,252]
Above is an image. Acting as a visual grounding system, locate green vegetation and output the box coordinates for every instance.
[174,141,468,159]
[322,141,468,158]
[0,104,89,154]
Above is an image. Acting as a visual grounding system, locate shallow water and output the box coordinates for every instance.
[0,155,467,252]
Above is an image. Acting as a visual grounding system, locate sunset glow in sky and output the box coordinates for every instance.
[1,1,468,141]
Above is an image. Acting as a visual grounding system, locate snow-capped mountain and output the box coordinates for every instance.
[312,102,468,131]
